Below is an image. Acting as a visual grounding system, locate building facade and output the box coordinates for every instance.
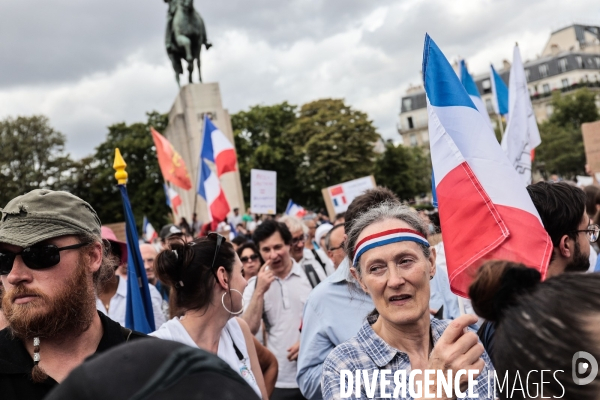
[399,24,600,147]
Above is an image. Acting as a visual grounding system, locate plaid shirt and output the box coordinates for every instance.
[321,315,495,400]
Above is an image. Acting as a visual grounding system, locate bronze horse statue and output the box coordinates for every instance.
[165,0,212,86]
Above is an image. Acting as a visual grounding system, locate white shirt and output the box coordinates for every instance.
[300,249,331,282]
[243,259,313,388]
[96,276,166,329]
[150,317,261,397]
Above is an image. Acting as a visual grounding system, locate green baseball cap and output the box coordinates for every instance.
[0,189,102,248]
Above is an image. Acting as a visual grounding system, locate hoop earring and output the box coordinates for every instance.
[221,289,245,315]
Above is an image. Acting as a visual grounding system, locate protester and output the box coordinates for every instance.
[469,260,600,399]
[584,184,600,253]
[150,235,269,399]
[323,224,345,270]
[237,242,264,280]
[242,220,317,400]
[0,282,6,331]
[179,217,192,236]
[191,212,202,237]
[96,228,166,329]
[321,202,494,399]
[298,188,402,399]
[45,339,261,400]
[314,223,332,251]
[140,242,169,316]
[304,218,318,250]
[159,223,184,248]
[279,215,331,283]
[231,235,247,251]
[333,212,345,226]
[231,207,243,228]
[0,189,146,399]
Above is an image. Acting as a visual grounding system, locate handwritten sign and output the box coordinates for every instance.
[251,169,277,215]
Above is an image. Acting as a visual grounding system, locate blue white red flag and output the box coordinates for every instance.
[197,116,233,225]
[490,64,509,116]
[285,199,306,217]
[423,34,551,297]
[143,216,158,242]
[163,184,182,214]
[459,60,493,129]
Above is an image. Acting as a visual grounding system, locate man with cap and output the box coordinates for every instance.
[96,226,166,328]
[0,189,146,400]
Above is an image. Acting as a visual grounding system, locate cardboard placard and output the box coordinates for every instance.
[582,121,600,175]
[250,169,277,215]
[322,176,376,220]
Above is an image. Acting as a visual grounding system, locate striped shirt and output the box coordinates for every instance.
[321,315,495,399]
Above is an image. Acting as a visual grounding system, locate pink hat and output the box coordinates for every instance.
[101,226,128,265]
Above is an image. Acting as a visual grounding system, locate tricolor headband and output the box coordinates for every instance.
[352,228,430,266]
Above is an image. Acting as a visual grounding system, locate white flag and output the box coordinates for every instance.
[501,44,541,185]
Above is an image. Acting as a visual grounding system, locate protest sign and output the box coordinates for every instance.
[322,176,376,220]
[582,121,600,176]
[250,169,277,214]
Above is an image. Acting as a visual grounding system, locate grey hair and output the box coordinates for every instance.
[345,201,430,274]
[279,215,308,235]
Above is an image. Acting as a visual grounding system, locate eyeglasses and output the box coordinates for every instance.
[290,235,307,247]
[0,242,91,275]
[328,241,345,252]
[571,224,600,243]
[207,232,226,279]
[240,254,260,263]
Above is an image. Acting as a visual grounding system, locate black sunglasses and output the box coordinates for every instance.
[0,242,91,275]
[207,232,226,280]
[240,254,259,263]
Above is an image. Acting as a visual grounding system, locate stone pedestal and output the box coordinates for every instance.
[163,83,245,224]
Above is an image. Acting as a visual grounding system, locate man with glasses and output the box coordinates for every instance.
[242,220,317,400]
[323,224,345,270]
[0,190,145,400]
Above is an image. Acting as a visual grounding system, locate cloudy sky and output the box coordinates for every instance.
[0,0,597,159]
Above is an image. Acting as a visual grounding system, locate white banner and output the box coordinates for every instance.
[326,176,375,214]
[250,169,277,215]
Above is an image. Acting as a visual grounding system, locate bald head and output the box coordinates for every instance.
[140,244,158,284]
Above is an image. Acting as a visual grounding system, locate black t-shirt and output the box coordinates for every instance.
[0,311,146,400]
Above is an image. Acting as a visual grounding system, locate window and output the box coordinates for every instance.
[596,57,600,68]
[543,83,551,93]
[481,79,491,94]
[534,85,539,94]
[409,134,418,147]
[539,64,549,78]
[402,98,412,111]
[562,78,569,88]
[576,56,583,69]
[558,58,568,73]
[407,116,414,129]
[525,69,531,81]
[485,98,494,113]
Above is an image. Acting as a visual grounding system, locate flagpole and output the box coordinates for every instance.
[497,114,504,136]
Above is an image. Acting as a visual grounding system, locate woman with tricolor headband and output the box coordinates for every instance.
[321,202,495,400]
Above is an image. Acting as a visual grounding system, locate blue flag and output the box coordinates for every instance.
[119,185,156,333]
[490,64,509,116]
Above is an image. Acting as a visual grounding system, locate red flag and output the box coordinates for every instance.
[151,127,192,190]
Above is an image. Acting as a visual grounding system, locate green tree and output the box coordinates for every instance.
[374,141,431,201]
[0,115,74,206]
[232,102,298,212]
[535,89,599,179]
[68,111,170,231]
[285,99,381,209]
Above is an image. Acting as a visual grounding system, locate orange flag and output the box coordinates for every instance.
[150,127,192,190]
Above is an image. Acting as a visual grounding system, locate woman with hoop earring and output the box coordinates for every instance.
[150,234,268,399]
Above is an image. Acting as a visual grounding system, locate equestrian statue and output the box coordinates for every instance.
[164,0,212,86]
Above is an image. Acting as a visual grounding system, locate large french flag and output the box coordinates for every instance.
[202,116,237,177]
[459,60,493,129]
[424,34,551,297]
[198,148,230,225]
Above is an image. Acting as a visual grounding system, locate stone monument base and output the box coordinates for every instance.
[163,83,245,224]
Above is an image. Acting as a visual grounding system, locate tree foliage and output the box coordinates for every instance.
[535,89,599,179]
[0,115,74,206]
[68,111,170,231]
[374,141,431,201]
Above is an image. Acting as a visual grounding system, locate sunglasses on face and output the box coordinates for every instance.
[240,254,260,263]
[290,235,306,246]
[0,242,91,275]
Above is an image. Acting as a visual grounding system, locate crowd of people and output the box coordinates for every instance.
[0,180,599,399]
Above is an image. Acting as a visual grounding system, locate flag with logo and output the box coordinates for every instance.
[151,127,192,190]
[423,34,552,297]
[501,44,542,185]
